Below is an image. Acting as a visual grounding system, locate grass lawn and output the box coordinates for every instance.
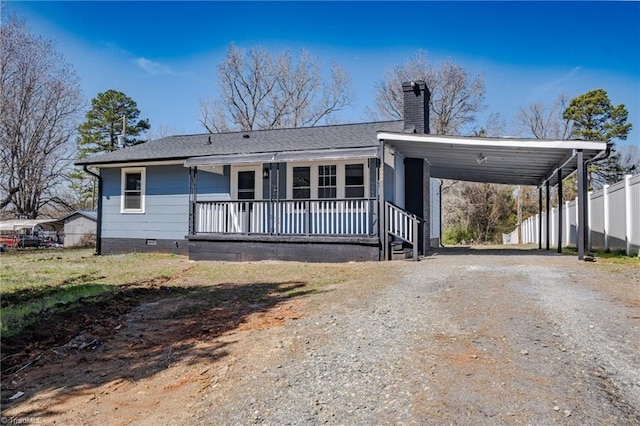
[0,249,386,339]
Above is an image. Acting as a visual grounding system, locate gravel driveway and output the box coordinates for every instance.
[194,249,640,425]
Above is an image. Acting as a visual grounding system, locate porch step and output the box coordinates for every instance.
[391,242,414,260]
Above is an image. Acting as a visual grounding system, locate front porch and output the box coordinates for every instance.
[187,198,383,262]
[187,198,423,262]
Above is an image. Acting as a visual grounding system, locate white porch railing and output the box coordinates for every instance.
[195,199,377,236]
[385,202,420,260]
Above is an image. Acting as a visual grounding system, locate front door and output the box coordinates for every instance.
[237,170,256,200]
[235,168,264,233]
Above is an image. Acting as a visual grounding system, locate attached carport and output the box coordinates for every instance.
[377,131,608,260]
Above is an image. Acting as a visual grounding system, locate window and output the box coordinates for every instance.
[318,165,337,198]
[121,168,145,213]
[345,164,365,198]
[292,167,311,199]
[237,171,255,200]
[287,161,368,199]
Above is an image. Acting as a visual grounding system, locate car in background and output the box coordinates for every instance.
[0,235,18,248]
[16,234,40,248]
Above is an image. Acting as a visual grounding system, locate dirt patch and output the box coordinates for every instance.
[1,277,310,425]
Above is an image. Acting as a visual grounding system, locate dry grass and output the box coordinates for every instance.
[0,249,389,338]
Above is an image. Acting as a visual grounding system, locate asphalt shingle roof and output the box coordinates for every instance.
[76,121,404,166]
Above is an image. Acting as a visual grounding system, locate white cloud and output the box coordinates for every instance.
[531,66,583,99]
[135,58,174,76]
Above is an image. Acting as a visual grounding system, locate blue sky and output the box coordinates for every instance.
[7,1,640,146]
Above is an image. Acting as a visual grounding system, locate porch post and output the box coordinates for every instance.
[538,186,543,249]
[545,180,550,251]
[189,167,197,235]
[557,168,563,253]
[577,150,586,260]
[379,141,388,260]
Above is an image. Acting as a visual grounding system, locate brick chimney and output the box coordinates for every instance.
[402,80,430,134]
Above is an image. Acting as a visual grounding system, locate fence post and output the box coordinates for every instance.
[575,195,579,250]
[587,190,592,253]
[625,174,632,255]
[545,181,551,251]
[558,168,563,253]
[565,201,570,248]
[603,184,610,252]
[550,207,555,248]
[413,216,419,261]
[538,187,543,249]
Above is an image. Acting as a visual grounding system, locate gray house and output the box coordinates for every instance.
[76,81,607,262]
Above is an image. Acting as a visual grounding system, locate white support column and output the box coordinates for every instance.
[575,195,579,248]
[565,200,571,248]
[603,184,610,251]
[550,207,555,248]
[625,174,632,255]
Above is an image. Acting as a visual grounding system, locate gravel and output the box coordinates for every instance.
[193,250,640,425]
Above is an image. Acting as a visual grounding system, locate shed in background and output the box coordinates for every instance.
[62,210,97,247]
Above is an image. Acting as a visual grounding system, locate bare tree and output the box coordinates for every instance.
[443,182,516,244]
[370,50,486,135]
[0,14,83,218]
[616,144,640,176]
[515,93,572,139]
[200,44,352,133]
[146,123,175,141]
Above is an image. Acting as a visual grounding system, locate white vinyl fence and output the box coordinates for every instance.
[503,174,640,255]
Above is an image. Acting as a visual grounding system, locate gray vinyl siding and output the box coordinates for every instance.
[101,164,230,240]
[197,165,231,200]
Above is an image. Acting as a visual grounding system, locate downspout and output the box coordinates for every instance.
[83,165,102,255]
[582,142,612,256]
[585,142,612,168]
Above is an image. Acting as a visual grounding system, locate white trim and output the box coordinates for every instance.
[231,165,262,200]
[91,160,184,168]
[286,159,369,199]
[376,131,607,151]
[120,167,146,214]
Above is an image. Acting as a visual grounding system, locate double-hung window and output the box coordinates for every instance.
[345,164,364,198]
[287,162,368,199]
[121,168,146,213]
[292,167,311,199]
[318,165,337,199]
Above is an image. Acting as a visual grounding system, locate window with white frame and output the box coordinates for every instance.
[345,164,364,198]
[121,168,146,213]
[318,165,337,198]
[292,166,311,199]
[287,161,368,199]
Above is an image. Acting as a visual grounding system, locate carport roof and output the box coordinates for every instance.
[377,132,608,187]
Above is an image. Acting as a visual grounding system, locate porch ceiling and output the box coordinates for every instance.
[378,132,608,188]
[184,146,379,168]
